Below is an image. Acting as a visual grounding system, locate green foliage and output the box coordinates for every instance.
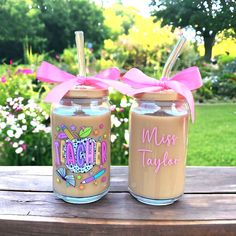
[109,92,130,165]
[97,16,177,77]
[151,0,236,61]
[0,97,51,165]
[0,0,45,61]
[194,57,236,102]
[60,47,95,75]
[0,0,108,61]
[0,65,51,165]
[35,0,108,53]
[0,64,51,107]
[103,3,137,39]
[188,104,236,166]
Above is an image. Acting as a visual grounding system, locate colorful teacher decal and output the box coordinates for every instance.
[54,124,108,189]
[56,167,76,187]
[81,168,106,184]
[64,137,96,173]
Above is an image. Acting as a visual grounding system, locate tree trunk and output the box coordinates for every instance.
[203,34,216,62]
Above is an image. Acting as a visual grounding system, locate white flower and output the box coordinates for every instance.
[6,115,15,126]
[7,98,13,103]
[13,142,19,148]
[31,112,37,117]
[28,99,34,104]
[111,134,117,143]
[13,103,18,109]
[7,130,14,137]
[15,147,23,154]
[10,124,17,130]
[44,127,51,133]
[17,113,25,120]
[22,125,27,131]
[30,120,38,127]
[120,97,129,108]
[124,118,128,123]
[124,129,129,145]
[18,97,24,102]
[42,111,49,120]
[19,140,24,145]
[111,115,121,128]
[15,128,23,139]
[0,122,6,129]
[26,100,37,110]
[22,119,26,124]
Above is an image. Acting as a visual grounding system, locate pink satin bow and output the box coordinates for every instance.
[122,67,202,122]
[37,61,126,103]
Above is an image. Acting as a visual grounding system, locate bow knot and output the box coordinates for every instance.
[122,67,202,122]
[159,77,168,88]
[36,61,121,103]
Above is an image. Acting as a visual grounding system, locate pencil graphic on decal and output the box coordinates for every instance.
[61,124,75,140]
[81,168,106,184]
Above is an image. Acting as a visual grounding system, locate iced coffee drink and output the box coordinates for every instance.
[128,90,189,205]
[51,86,110,204]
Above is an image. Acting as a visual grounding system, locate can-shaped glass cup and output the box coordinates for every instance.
[128,90,190,205]
[51,86,110,204]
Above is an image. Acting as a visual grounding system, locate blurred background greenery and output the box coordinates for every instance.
[0,0,235,166]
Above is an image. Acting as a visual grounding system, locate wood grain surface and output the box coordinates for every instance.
[0,166,235,236]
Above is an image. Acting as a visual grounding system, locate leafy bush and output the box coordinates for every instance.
[0,64,51,165]
[110,91,131,165]
[0,97,51,165]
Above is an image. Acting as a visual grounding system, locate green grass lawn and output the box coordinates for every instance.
[187,103,236,166]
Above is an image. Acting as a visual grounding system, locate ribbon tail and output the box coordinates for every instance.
[44,78,78,103]
[165,81,195,122]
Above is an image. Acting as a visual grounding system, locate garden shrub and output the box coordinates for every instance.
[0,64,51,165]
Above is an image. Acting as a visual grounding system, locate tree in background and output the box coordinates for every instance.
[0,0,44,61]
[103,3,137,40]
[35,0,108,53]
[150,0,236,62]
[0,0,108,61]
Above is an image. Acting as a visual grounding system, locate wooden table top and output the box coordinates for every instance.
[0,166,236,236]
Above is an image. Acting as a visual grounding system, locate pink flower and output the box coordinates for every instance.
[55,54,60,60]
[21,144,27,150]
[5,137,10,142]
[1,76,6,83]
[15,107,22,112]
[10,59,13,65]
[15,68,33,75]
[110,105,116,112]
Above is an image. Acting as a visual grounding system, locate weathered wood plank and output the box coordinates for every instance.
[0,216,236,236]
[0,191,236,221]
[0,166,235,193]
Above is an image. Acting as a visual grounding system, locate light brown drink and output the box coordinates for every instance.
[129,111,188,200]
[52,110,110,199]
